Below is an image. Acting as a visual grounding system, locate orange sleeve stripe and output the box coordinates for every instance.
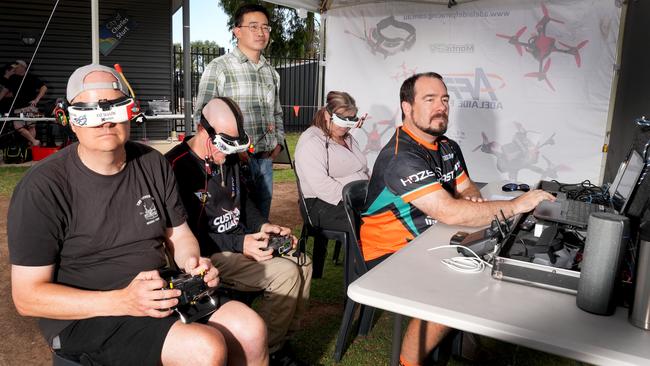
[360,210,415,261]
[456,171,468,185]
[402,182,441,203]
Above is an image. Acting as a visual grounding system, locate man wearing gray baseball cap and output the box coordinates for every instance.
[7,63,268,366]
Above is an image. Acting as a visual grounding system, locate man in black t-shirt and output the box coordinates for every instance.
[361,72,555,366]
[166,97,312,366]
[7,64,268,366]
[0,60,47,146]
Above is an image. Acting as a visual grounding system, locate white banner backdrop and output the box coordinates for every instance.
[324,0,621,185]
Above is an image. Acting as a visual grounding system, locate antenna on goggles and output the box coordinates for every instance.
[113,64,136,98]
[114,63,144,125]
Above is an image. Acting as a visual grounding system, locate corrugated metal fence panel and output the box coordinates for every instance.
[275,59,320,132]
[0,0,174,140]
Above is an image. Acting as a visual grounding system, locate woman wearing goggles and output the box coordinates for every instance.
[294,91,370,258]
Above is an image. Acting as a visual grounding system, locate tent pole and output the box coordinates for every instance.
[183,0,192,133]
[600,2,629,183]
[316,12,326,108]
[91,0,99,63]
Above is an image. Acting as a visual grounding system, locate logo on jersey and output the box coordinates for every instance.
[425,216,437,226]
[212,207,240,233]
[400,169,435,186]
[441,152,454,161]
[194,190,211,203]
[137,195,160,225]
[434,162,462,183]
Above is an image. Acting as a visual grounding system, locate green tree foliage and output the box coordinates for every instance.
[173,40,224,73]
[217,0,318,58]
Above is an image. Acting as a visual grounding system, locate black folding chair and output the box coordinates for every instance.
[290,137,346,278]
[334,180,463,364]
[295,175,346,278]
[334,180,375,361]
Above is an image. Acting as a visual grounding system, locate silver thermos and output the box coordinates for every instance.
[630,224,650,330]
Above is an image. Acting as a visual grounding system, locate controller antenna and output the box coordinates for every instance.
[493,215,506,239]
[499,210,510,234]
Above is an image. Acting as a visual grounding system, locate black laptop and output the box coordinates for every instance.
[533,150,644,228]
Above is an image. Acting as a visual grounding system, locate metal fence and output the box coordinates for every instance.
[173,46,323,133]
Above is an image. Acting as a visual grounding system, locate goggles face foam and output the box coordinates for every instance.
[68,97,140,127]
[331,112,361,128]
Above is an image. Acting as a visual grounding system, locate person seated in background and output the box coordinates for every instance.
[0,60,47,144]
[294,91,369,256]
[165,97,312,366]
[0,60,47,146]
[8,64,268,366]
[0,62,15,91]
[361,72,555,366]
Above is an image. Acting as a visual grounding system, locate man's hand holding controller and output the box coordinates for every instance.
[117,256,218,318]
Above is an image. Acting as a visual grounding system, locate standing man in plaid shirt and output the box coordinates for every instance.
[195,4,283,219]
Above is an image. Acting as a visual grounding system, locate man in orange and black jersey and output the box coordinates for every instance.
[360,72,555,366]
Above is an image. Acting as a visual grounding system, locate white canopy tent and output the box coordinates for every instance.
[267,0,474,12]
[83,0,622,185]
[266,0,625,186]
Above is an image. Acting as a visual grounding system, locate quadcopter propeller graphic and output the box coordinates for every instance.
[496,3,588,91]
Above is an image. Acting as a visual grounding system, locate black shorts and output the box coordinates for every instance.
[56,316,178,366]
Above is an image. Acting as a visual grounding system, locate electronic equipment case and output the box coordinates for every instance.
[490,211,581,294]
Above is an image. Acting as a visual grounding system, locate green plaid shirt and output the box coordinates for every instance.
[194,47,284,153]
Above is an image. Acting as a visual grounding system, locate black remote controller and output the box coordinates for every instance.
[167,273,211,307]
[266,234,292,255]
[163,272,217,324]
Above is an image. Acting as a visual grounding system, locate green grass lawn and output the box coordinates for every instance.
[0,166,30,197]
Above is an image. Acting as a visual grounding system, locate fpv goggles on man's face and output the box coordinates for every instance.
[200,115,251,155]
[329,109,365,129]
[68,96,140,127]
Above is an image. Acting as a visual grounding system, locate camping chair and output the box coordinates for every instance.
[272,137,293,167]
[334,180,463,363]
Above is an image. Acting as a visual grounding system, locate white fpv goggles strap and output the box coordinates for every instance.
[68,97,140,127]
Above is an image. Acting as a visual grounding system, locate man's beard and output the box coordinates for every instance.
[413,111,448,136]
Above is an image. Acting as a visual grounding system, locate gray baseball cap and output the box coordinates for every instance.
[66,64,130,102]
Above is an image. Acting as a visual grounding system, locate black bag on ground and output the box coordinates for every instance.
[2,139,29,164]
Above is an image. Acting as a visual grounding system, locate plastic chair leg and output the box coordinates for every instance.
[391,313,403,366]
[298,224,309,253]
[312,234,328,278]
[333,240,342,264]
[358,305,375,335]
[334,299,358,362]
[452,331,463,356]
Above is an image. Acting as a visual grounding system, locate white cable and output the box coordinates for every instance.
[427,245,493,274]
